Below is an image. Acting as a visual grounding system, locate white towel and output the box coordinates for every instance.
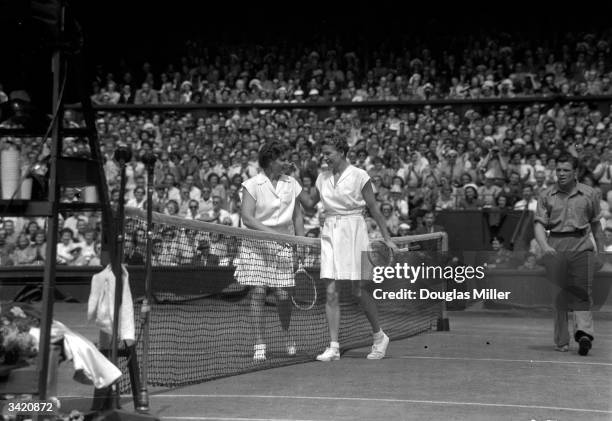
[87,264,136,342]
[29,322,122,389]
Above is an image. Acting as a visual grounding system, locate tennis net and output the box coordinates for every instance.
[119,207,448,389]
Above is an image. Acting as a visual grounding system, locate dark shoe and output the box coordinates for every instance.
[578,336,592,356]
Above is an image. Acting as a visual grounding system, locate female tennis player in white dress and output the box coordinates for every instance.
[236,141,305,362]
[300,136,397,361]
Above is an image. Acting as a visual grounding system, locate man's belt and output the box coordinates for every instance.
[549,229,587,238]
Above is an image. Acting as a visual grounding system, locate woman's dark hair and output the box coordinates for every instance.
[60,228,74,239]
[321,134,350,157]
[495,195,509,206]
[258,141,286,169]
[165,199,179,213]
[231,174,243,185]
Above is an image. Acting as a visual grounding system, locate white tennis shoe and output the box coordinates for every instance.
[367,332,389,359]
[316,347,340,361]
[287,341,297,356]
[253,344,266,362]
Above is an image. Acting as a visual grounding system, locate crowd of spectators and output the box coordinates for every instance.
[3,97,612,268]
[3,28,612,268]
[80,29,612,105]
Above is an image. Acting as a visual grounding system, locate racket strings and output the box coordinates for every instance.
[292,269,317,310]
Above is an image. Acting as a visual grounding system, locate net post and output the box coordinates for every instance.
[437,232,450,331]
[136,152,156,413]
[108,146,132,409]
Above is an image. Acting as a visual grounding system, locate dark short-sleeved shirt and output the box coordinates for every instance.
[534,182,601,251]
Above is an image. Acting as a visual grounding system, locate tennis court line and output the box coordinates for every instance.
[397,355,612,366]
[163,418,321,421]
[152,394,612,414]
[435,330,612,339]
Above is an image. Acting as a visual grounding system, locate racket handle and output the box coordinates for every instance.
[388,247,410,265]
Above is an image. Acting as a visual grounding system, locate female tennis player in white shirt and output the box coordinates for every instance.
[236,141,305,362]
[300,135,397,361]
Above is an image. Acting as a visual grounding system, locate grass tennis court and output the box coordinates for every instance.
[53,303,612,421]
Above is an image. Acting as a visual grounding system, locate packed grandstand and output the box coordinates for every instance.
[1,27,612,267]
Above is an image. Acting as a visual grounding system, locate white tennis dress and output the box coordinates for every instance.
[316,165,370,280]
[235,173,302,287]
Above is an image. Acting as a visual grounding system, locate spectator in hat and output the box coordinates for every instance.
[439,149,466,186]
[389,185,409,220]
[398,223,411,237]
[308,89,321,102]
[478,170,502,207]
[458,183,483,210]
[498,79,515,98]
[291,89,305,103]
[179,81,193,104]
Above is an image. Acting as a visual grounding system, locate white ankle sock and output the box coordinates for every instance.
[330,341,340,350]
[373,330,384,340]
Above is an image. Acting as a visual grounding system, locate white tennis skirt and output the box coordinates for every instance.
[234,238,294,287]
[320,214,369,280]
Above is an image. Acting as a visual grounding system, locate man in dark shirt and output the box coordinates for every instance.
[534,154,603,356]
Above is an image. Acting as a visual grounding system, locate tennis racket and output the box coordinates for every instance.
[291,262,317,310]
[367,240,409,267]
